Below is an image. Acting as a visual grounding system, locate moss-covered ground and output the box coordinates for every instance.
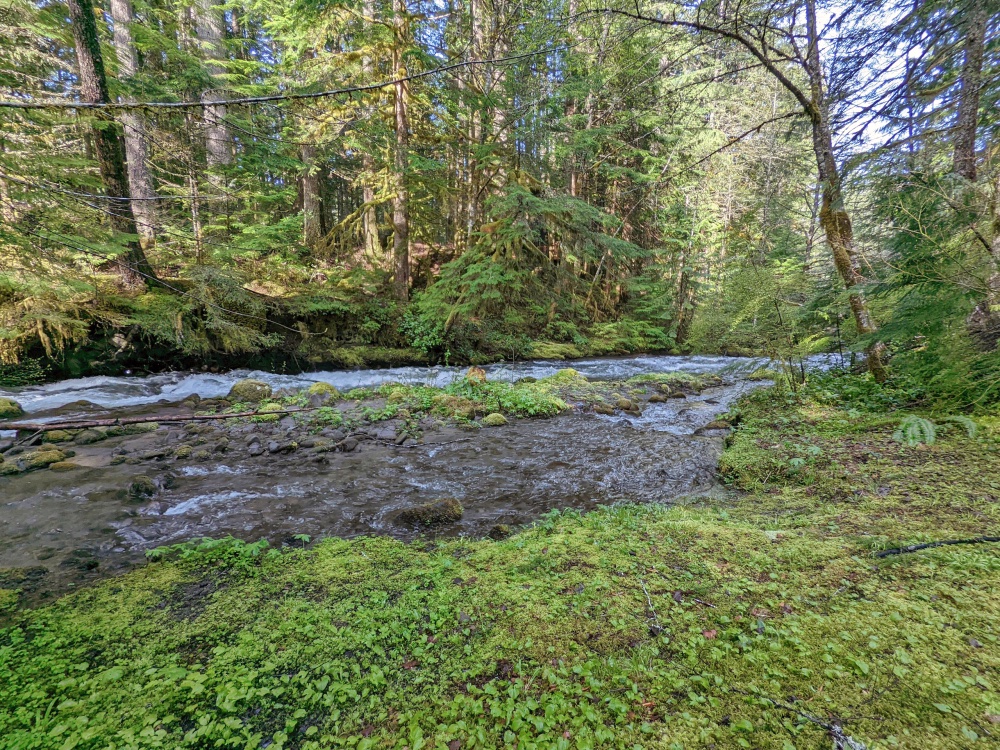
[1,376,997,749]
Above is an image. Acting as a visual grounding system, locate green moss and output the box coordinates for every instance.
[529,341,584,360]
[395,497,464,526]
[251,402,285,423]
[0,397,24,420]
[482,412,508,426]
[306,381,341,399]
[227,378,273,403]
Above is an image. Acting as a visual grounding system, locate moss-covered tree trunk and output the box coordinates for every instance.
[804,0,886,381]
[109,0,158,251]
[67,0,157,289]
[391,0,410,302]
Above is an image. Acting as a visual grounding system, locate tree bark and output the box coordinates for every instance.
[301,143,324,250]
[361,0,381,261]
[109,0,158,250]
[953,0,986,181]
[196,0,231,170]
[392,0,411,301]
[804,0,887,381]
[67,0,157,289]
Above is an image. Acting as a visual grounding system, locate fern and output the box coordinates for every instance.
[893,415,937,446]
[940,415,978,439]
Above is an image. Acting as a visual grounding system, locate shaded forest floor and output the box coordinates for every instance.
[1,379,998,749]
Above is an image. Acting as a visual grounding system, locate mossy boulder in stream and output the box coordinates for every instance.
[227,379,273,403]
[127,476,157,500]
[74,428,106,444]
[306,382,341,400]
[482,413,508,427]
[395,498,464,527]
[0,397,24,420]
[1,448,67,474]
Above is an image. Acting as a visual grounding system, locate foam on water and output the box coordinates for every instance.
[0,353,849,417]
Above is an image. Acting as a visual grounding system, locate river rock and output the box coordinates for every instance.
[192,449,211,461]
[14,448,67,473]
[375,427,397,442]
[245,434,261,447]
[321,427,346,441]
[482,413,507,427]
[487,523,512,540]
[175,445,192,459]
[340,437,358,452]
[227,379,272,403]
[648,394,669,403]
[127,475,157,500]
[593,404,615,415]
[694,420,732,435]
[278,416,296,430]
[0,397,24,420]
[395,498,464,527]
[306,381,341,400]
[44,430,76,442]
[249,443,265,457]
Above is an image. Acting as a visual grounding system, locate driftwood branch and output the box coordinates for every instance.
[0,407,323,433]
[876,536,1000,558]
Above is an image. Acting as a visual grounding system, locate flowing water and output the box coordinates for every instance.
[0,354,844,595]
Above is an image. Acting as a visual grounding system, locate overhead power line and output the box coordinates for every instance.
[0,48,563,111]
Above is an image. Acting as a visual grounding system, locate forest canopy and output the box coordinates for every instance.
[1,0,998,405]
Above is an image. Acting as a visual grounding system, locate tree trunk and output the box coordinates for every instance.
[301,143,324,250]
[361,0,381,261]
[196,0,231,170]
[953,0,986,181]
[392,0,410,301]
[804,0,886,381]
[967,168,1000,348]
[109,0,157,250]
[67,0,157,289]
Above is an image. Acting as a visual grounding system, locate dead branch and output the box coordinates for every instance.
[876,536,1000,558]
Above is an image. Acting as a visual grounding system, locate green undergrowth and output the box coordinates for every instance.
[1,376,998,749]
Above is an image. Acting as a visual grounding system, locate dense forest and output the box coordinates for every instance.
[1,0,999,398]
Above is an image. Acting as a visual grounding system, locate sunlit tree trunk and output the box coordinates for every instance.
[196,0,231,170]
[392,0,410,301]
[67,0,157,289]
[953,0,986,181]
[109,0,157,250]
[804,0,886,380]
[361,0,381,261]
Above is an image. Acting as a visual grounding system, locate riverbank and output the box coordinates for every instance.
[1,375,997,749]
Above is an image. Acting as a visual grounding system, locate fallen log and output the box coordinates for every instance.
[876,536,1000,558]
[0,407,323,433]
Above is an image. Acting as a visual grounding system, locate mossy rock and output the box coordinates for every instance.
[482,413,508,427]
[0,397,24,420]
[127,475,156,500]
[487,523,512,540]
[227,379,273,403]
[306,382,341,400]
[529,342,583,360]
[44,430,76,443]
[75,429,106,444]
[593,403,615,415]
[192,449,211,461]
[430,394,476,420]
[49,461,80,472]
[465,366,487,385]
[395,498,464,527]
[174,445,193,459]
[648,394,669,403]
[252,402,285,423]
[16,449,67,473]
[540,368,585,386]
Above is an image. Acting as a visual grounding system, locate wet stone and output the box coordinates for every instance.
[127,475,157,501]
